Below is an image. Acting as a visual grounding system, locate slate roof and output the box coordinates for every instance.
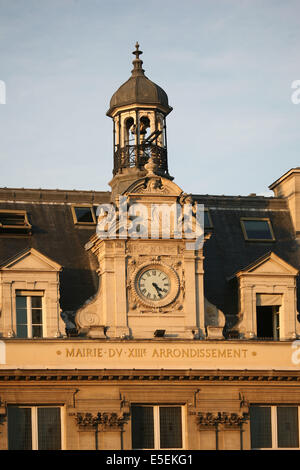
[0,187,298,334]
[194,194,299,330]
[0,188,110,327]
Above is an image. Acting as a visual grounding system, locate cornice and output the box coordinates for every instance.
[0,370,299,383]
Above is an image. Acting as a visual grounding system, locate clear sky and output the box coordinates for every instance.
[0,0,299,196]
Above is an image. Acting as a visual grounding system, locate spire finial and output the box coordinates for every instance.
[133,42,142,60]
[131,41,145,76]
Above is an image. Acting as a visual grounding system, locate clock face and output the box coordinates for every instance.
[137,268,171,302]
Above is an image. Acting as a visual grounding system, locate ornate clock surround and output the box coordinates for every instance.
[130,260,180,309]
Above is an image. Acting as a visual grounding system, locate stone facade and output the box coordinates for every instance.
[0,45,300,451]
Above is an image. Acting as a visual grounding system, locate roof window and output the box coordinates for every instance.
[241,218,275,241]
[0,210,31,234]
[71,206,96,225]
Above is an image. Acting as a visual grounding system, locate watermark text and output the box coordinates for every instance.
[291,80,300,104]
[0,80,6,104]
[95,197,204,250]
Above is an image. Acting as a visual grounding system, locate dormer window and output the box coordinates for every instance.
[71,206,96,225]
[240,218,275,241]
[234,252,299,340]
[0,248,63,339]
[256,304,280,340]
[0,210,31,234]
[16,292,44,338]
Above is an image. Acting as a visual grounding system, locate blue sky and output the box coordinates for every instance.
[0,0,299,196]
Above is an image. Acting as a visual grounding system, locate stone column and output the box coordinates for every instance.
[183,248,198,338]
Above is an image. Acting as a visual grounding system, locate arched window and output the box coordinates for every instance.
[124,117,135,146]
[139,116,150,142]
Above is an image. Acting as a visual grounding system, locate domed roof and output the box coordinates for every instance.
[107,43,172,116]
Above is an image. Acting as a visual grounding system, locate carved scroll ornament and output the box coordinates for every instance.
[75,412,130,431]
[197,411,249,427]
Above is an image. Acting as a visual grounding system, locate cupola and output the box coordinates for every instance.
[107,43,173,197]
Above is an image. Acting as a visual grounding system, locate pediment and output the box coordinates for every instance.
[0,248,62,272]
[236,252,298,277]
[124,176,183,197]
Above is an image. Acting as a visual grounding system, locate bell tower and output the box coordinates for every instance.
[107,43,173,198]
[75,43,209,341]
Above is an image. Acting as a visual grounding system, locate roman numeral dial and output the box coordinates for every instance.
[132,262,180,308]
[137,269,171,301]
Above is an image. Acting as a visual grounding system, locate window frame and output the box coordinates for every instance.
[0,209,32,230]
[131,404,186,450]
[7,405,64,450]
[15,291,44,339]
[240,217,275,242]
[256,305,280,340]
[71,205,96,226]
[250,405,300,450]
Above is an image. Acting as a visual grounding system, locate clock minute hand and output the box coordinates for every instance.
[152,282,163,297]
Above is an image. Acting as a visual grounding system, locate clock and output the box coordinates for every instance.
[132,262,179,308]
[137,268,171,301]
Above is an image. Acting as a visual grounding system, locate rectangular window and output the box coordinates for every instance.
[16,293,44,338]
[250,405,300,449]
[7,406,62,450]
[256,305,280,340]
[131,405,183,449]
[240,218,275,241]
[0,210,31,234]
[71,206,96,225]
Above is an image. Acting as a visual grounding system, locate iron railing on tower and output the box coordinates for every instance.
[113,143,168,176]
